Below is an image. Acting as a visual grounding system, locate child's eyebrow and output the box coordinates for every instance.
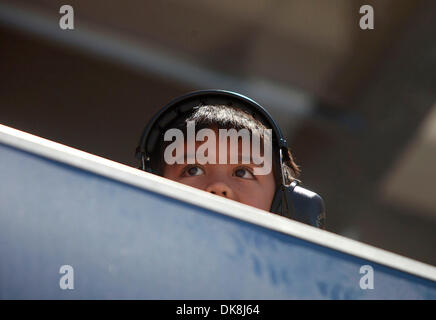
[174,153,196,164]
[171,153,264,167]
[239,155,264,167]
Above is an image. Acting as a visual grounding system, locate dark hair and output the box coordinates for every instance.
[151,104,301,185]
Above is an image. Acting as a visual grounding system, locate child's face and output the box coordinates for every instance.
[162,130,276,212]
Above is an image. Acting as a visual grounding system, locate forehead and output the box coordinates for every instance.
[171,133,270,164]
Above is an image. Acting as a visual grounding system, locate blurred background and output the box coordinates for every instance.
[1,0,435,264]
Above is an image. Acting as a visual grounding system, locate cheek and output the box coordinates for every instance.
[178,177,207,190]
[236,176,276,211]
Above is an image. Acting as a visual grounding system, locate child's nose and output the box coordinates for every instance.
[206,182,236,200]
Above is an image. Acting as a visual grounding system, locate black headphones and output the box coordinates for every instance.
[136,90,325,229]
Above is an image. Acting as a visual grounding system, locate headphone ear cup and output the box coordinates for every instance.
[286,186,326,229]
[271,183,326,229]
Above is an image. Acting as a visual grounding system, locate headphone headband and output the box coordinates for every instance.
[136,90,290,168]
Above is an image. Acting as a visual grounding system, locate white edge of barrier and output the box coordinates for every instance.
[0,123,435,283]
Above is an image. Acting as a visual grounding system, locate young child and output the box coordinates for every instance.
[136,90,325,229]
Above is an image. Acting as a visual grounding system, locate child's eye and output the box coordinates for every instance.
[182,165,205,177]
[233,167,255,179]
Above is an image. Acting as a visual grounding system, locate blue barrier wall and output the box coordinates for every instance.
[0,138,435,299]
